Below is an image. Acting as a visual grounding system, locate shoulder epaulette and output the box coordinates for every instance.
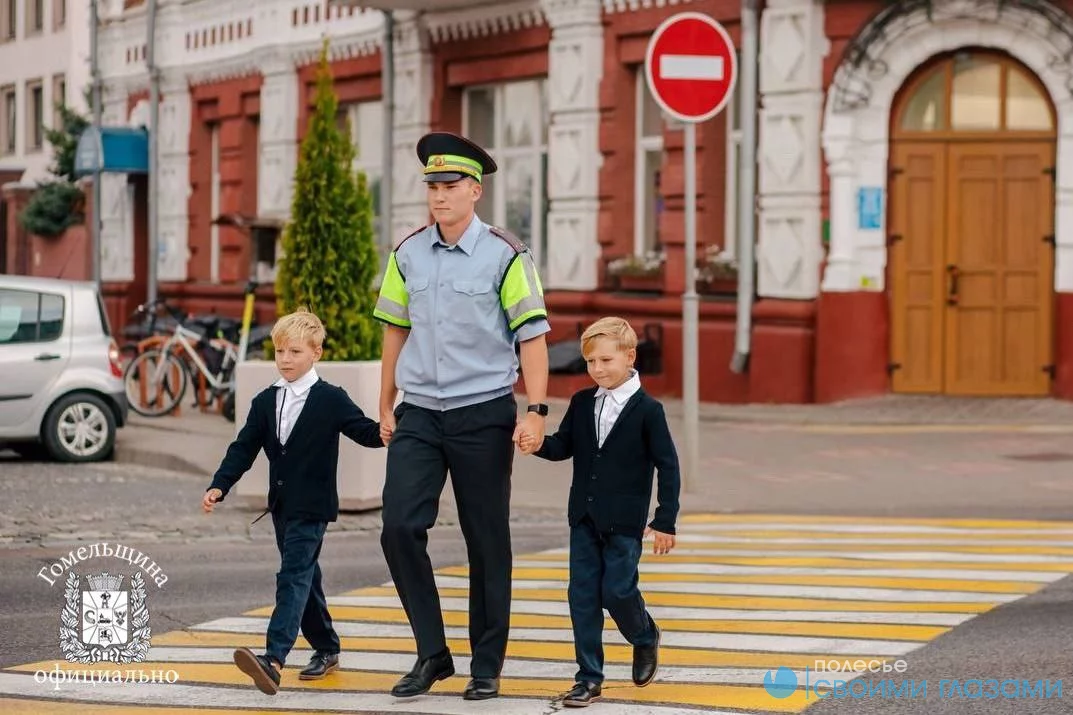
[394,224,431,250]
[489,225,527,253]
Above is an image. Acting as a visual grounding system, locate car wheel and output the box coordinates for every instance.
[42,393,117,463]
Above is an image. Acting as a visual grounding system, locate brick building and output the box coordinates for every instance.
[92,0,1073,403]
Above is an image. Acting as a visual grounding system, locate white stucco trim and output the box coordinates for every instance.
[821,3,1073,293]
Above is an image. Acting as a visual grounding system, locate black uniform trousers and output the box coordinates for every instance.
[380,394,516,679]
[265,513,341,666]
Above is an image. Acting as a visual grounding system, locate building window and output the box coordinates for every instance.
[1,0,15,39]
[25,0,41,34]
[724,51,744,259]
[1,85,15,155]
[51,73,64,129]
[462,79,549,270]
[338,100,384,250]
[51,0,62,29]
[26,80,42,151]
[635,70,665,257]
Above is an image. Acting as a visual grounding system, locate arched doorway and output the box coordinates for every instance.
[888,50,1056,396]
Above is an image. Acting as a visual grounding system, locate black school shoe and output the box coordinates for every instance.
[233,647,281,695]
[563,681,602,707]
[299,651,340,680]
[632,622,661,687]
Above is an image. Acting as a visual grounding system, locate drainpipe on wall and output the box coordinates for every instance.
[90,0,102,289]
[731,0,758,374]
[381,10,395,254]
[146,0,160,305]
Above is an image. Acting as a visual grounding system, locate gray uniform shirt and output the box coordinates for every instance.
[390,215,550,411]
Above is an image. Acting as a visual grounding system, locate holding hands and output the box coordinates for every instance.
[513,411,545,455]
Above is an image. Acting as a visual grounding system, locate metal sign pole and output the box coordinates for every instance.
[682,121,699,493]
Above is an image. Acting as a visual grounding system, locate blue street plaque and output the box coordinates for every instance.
[858,187,883,230]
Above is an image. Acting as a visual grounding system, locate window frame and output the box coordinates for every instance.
[461,79,549,271]
[25,78,42,152]
[1,84,15,156]
[25,0,41,35]
[340,100,385,252]
[724,51,743,259]
[0,288,65,345]
[634,71,665,257]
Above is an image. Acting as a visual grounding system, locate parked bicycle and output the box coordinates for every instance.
[123,304,240,418]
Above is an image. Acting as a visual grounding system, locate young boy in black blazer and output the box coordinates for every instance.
[519,316,680,707]
[202,308,383,695]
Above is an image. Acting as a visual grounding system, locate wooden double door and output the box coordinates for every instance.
[889,140,1055,396]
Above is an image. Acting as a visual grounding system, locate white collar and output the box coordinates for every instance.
[595,370,641,405]
[274,367,319,396]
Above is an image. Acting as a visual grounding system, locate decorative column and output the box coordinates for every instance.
[820,121,856,292]
[257,51,299,220]
[156,72,192,282]
[756,0,825,299]
[389,11,433,240]
[540,0,602,290]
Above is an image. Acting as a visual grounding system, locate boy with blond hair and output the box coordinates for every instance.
[202,308,383,695]
[519,316,680,707]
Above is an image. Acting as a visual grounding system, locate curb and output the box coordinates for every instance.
[114,446,209,476]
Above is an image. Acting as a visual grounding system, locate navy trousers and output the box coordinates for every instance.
[264,514,341,666]
[568,515,658,685]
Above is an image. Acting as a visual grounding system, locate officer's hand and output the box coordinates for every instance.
[514,412,545,454]
[202,488,223,514]
[380,410,396,445]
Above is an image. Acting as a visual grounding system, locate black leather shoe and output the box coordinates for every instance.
[390,650,455,697]
[233,647,281,695]
[463,677,499,700]
[299,651,340,680]
[563,681,602,707]
[632,622,661,687]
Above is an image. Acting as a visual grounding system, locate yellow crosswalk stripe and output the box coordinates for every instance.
[5,513,1073,713]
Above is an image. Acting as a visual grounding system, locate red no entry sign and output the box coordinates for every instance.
[644,12,738,123]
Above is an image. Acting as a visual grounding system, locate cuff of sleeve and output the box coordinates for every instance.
[515,318,551,342]
[647,520,676,535]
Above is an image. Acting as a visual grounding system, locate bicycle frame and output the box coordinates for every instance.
[150,324,238,393]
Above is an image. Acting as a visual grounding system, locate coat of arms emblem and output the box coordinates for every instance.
[60,572,151,664]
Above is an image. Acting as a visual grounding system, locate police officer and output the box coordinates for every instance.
[373,132,551,701]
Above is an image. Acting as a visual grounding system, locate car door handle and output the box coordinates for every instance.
[34,353,61,361]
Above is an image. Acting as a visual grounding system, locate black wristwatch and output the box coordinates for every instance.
[527,403,549,417]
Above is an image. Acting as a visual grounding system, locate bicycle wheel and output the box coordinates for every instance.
[124,349,189,417]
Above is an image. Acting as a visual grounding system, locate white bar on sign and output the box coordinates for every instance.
[660,54,725,81]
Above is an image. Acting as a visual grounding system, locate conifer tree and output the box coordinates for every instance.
[275,39,381,361]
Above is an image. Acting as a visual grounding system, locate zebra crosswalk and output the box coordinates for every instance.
[3,513,1073,713]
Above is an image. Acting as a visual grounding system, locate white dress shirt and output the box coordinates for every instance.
[594,370,641,447]
[273,367,319,445]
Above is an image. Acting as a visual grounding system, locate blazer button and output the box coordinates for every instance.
[281,449,287,455]
[591,474,597,480]
[276,480,283,486]
[587,496,594,502]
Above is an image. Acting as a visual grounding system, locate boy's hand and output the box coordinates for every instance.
[380,409,396,445]
[644,527,676,555]
[202,488,223,513]
[513,413,544,454]
[516,430,538,454]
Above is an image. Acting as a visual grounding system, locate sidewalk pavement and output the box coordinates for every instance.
[118,393,1073,475]
[115,392,1073,522]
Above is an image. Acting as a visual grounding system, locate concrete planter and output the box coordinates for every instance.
[232,359,387,512]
